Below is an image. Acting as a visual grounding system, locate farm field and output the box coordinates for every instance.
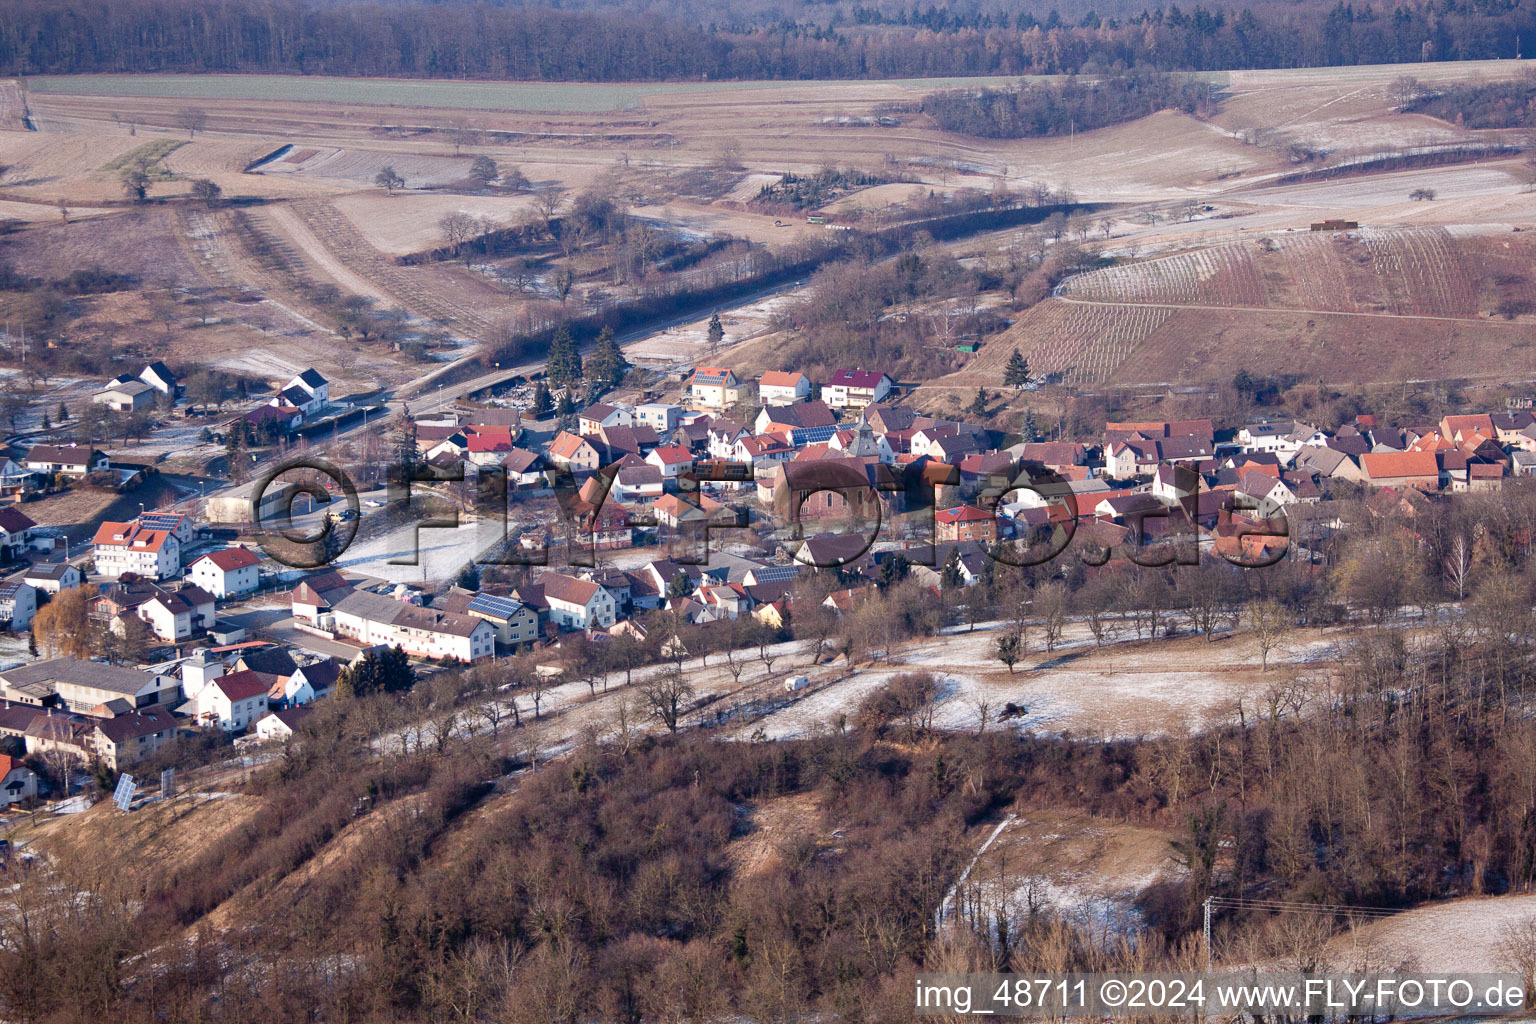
[3,56,1536,427]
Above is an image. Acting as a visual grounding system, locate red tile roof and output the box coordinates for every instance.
[193,547,260,572]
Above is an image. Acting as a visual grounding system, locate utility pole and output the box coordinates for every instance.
[1203,896,1213,971]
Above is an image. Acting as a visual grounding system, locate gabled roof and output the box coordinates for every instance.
[260,706,314,733]
[539,572,604,607]
[93,521,173,553]
[24,562,77,582]
[581,402,621,421]
[291,571,353,606]
[764,401,838,433]
[1361,450,1439,480]
[828,369,892,389]
[935,505,996,524]
[25,444,103,467]
[94,705,176,743]
[648,444,693,466]
[192,547,261,572]
[548,430,596,460]
[0,656,155,697]
[237,646,299,676]
[502,447,542,474]
[689,367,737,386]
[759,371,808,389]
[215,669,274,702]
[296,368,328,389]
[142,360,177,384]
[0,507,35,534]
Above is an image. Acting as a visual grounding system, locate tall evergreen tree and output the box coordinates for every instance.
[532,381,554,419]
[940,547,964,590]
[588,325,630,387]
[1004,349,1032,388]
[546,326,583,386]
[706,312,724,354]
[969,386,989,417]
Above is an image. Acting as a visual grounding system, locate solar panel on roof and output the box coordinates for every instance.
[138,513,183,532]
[749,565,800,583]
[468,592,523,618]
[795,425,838,444]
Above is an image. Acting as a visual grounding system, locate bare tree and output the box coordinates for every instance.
[469,154,499,187]
[176,106,208,138]
[446,117,481,155]
[533,186,565,230]
[439,211,478,265]
[1444,533,1472,601]
[478,699,514,737]
[641,665,694,734]
[1036,582,1069,654]
[375,165,405,193]
[1248,599,1291,671]
[610,692,642,756]
[190,178,222,207]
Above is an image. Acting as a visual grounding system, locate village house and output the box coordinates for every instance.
[578,402,632,436]
[94,378,157,412]
[328,590,496,662]
[758,371,812,406]
[181,669,271,732]
[23,561,82,594]
[935,505,999,543]
[501,447,546,487]
[127,585,216,642]
[547,430,602,473]
[290,571,354,625]
[1360,450,1440,490]
[539,573,617,630]
[23,444,109,478]
[138,361,179,396]
[582,502,635,549]
[0,582,36,631]
[688,367,741,410]
[27,705,179,770]
[274,368,330,418]
[612,464,665,502]
[0,507,35,560]
[283,660,341,704]
[634,402,682,434]
[188,547,262,599]
[0,755,36,805]
[646,444,694,482]
[256,706,314,742]
[436,589,539,648]
[824,369,894,410]
[755,401,839,446]
[92,520,181,579]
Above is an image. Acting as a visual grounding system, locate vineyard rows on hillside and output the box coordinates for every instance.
[1057,227,1492,320]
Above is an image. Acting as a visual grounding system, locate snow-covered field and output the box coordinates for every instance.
[740,621,1340,742]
